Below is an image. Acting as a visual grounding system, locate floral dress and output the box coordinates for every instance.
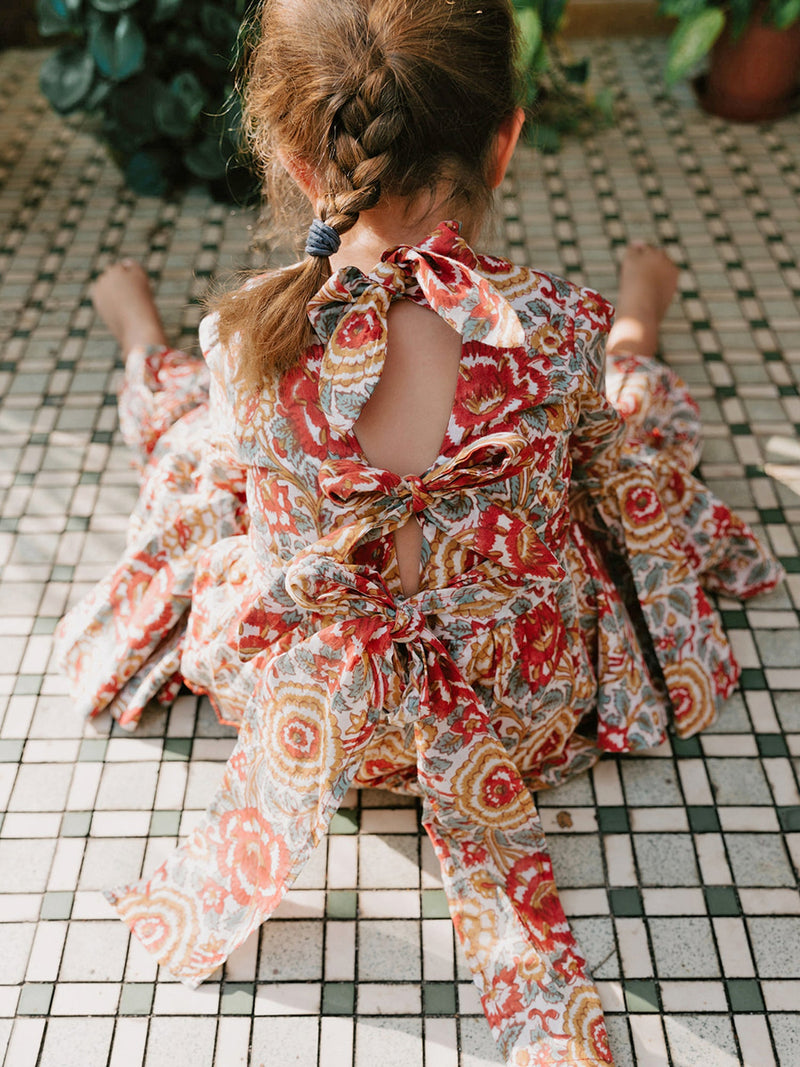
[56,222,782,1066]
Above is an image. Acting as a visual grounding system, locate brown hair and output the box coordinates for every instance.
[215,0,521,389]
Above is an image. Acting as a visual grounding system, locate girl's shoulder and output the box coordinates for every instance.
[475,253,614,382]
[476,252,614,331]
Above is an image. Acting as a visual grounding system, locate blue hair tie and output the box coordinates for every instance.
[305,218,341,258]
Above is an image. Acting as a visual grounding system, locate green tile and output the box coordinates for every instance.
[150,810,181,836]
[323,982,355,1016]
[32,617,59,635]
[729,424,752,436]
[221,983,254,1015]
[163,737,192,761]
[624,980,659,1013]
[671,735,702,757]
[65,515,89,531]
[778,807,800,832]
[720,610,748,629]
[329,810,359,835]
[424,983,456,1015]
[689,806,721,833]
[705,886,739,917]
[745,465,766,479]
[727,978,765,1012]
[739,668,766,689]
[0,740,24,762]
[757,734,790,758]
[609,888,643,917]
[327,890,357,919]
[779,556,800,574]
[17,984,54,1016]
[758,509,785,524]
[119,983,154,1016]
[40,891,74,920]
[598,807,630,833]
[61,811,92,837]
[13,675,41,696]
[78,738,108,761]
[422,890,451,919]
[51,565,74,581]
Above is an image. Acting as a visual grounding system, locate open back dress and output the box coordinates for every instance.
[56,222,782,1065]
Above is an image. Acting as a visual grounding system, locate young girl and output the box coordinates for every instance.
[56,1,782,1063]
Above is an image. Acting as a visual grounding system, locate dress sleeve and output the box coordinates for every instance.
[567,286,627,478]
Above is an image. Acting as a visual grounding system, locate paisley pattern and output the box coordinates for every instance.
[56,221,783,1065]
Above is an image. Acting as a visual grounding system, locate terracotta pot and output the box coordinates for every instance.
[699,10,800,122]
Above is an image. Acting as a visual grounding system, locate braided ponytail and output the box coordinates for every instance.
[214,0,521,389]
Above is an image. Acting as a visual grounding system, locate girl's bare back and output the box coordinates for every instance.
[353,300,462,595]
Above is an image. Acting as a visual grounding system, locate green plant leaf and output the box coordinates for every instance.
[528,122,561,153]
[105,74,161,147]
[124,149,169,196]
[200,3,240,46]
[541,0,567,36]
[656,0,707,16]
[90,13,146,80]
[170,71,206,121]
[37,0,80,36]
[516,7,543,72]
[728,0,752,38]
[184,135,229,179]
[39,46,95,113]
[665,8,725,85]
[90,0,139,12]
[151,0,183,21]
[769,0,800,29]
[563,58,589,84]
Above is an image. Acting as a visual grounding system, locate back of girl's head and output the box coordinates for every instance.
[216,0,521,389]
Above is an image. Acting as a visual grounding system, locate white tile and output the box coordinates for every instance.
[629,1015,669,1067]
[38,1017,115,1067]
[642,888,705,916]
[108,1018,149,1067]
[761,980,800,1011]
[615,918,654,979]
[213,1018,250,1067]
[659,980,727,1011]
[327,836,357,888]
[324,922,355,982]
[713,918,755,978]
[604,836,637,886]
[739,888,800,915]
[50,982,120,1015]
[152,981,220,1015]
[695,834,732,884]
[735,1015,776,1067]
[319,1017,355,1067]
[47,838,85,891]
[3,1017,46,1067]
[422,919,454,982]
[357,983,420,1015]
[252,983,321,1015]
[358,890,420,918]
[26,920,67,982]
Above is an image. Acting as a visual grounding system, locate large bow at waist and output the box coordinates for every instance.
[313,431,567,581]
[306,220,526,438]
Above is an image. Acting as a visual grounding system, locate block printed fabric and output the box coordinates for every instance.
[56,222,783,1065]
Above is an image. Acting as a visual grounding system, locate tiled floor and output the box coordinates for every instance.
[1,37,799,1067]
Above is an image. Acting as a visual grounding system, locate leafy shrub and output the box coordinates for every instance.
[657,0,800,84]
[37,0,257,200]
[514,0,613,152]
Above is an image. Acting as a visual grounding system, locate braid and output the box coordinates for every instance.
[212,0,522,388]
[319,64,405,238]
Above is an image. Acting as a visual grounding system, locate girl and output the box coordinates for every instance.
[57,1,782,1063]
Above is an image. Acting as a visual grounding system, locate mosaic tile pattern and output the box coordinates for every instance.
[1,38,799,1067]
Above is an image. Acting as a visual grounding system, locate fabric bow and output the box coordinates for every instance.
[307,220,526,437]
